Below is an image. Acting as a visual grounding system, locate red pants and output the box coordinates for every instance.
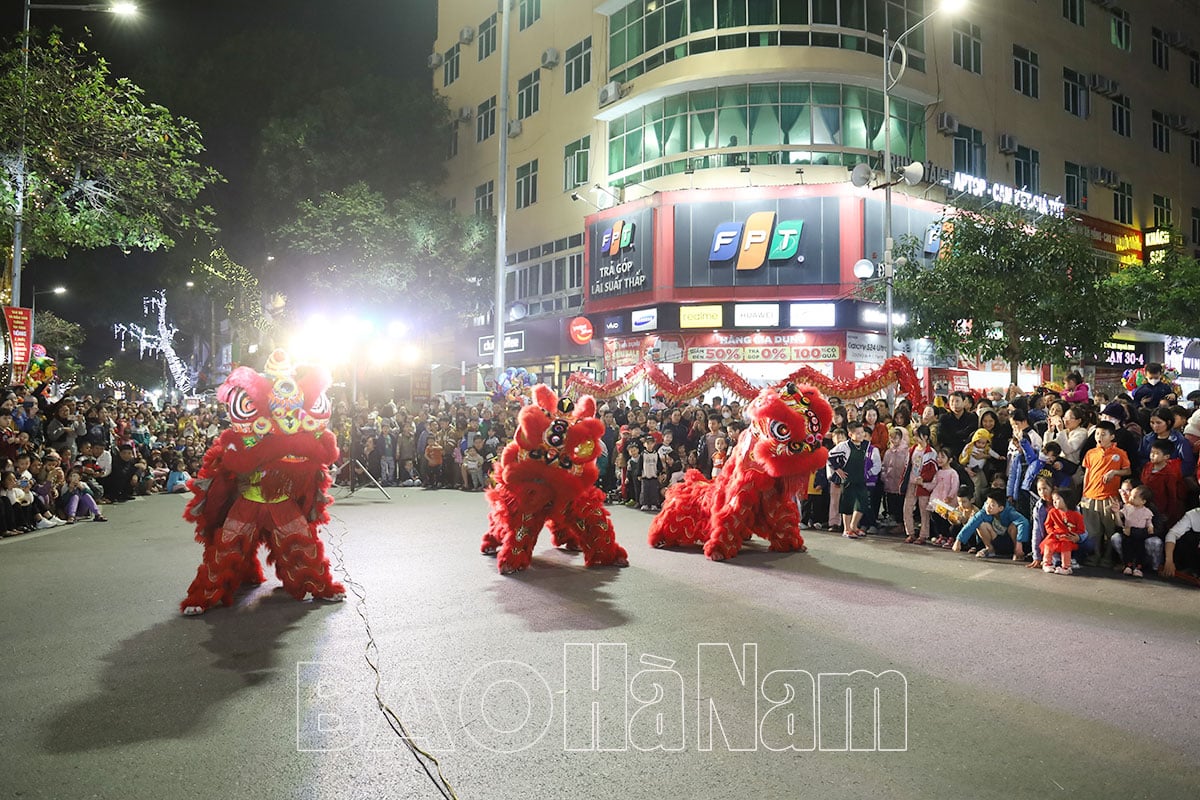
[181,497,344,611]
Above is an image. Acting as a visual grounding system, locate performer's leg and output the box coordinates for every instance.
[547,517,582,551]
[481,487,511,555]
[568,490,628,567]
[648,472,713,548]
[495,510,549,574]
[704,489,760,561]
[181,512,257,614]
[266,506,345,601]
[762,491,806,553]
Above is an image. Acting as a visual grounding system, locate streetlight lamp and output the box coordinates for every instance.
[880,0,965,359]
[29,284,65,345]
[10,2,139,310]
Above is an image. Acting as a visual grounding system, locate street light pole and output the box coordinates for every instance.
[881,0,965,361]
[10,2,138,310]
[492,0,513,378]
[28,284,65,348]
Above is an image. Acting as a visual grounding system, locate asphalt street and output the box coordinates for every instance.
[2,487,1198,800]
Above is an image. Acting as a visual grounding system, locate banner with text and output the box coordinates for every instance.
[587,206,655,300]
[604,330,844,367]
[3,306,33,384]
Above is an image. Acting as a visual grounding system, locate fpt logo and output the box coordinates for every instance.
[599,220,635,256]
[709,212,803,271]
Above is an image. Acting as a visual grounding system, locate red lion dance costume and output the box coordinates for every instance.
[481,385,629,574]
[181,349,345,615]
[648,383,833,561]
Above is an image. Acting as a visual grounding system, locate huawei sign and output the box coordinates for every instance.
[569,316,594,345]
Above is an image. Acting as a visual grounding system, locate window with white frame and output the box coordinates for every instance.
[1152,110,1170,153]
[1064,162,1087,210]
[1013,45,1039,98]
[1111,9,1131,51]
[1152,27,1170,70]
[953,124,986,177]
[952,19,982,74]
[564,37,592,94]
[474,180,494,215]
[517,69,540,120]
[1015,145,1040,194]
[563,136,591,191]
[1111,95,1131,137]
[443,43,460,87]
[1063,68,1089,118]
[516,160,538,209]
[1154,194,1173,227]
[1114,182,1133,224]
[1062,0,1084,26]
[478,13,497,61]
[1192,207,1200,245]
[519,0,541,31]
[477,96,496,142]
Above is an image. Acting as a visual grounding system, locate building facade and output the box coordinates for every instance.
[433,0,1200,395]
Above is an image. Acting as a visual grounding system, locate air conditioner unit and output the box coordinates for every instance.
[459,26,475,45]
[935,111,959,136]
[1088,73,1120,96]
[457,106,474,123]
[540,48,560,69]
[998,133,1019,154]
[1089,166,1119,188]
[598,81,623,108]
[427,52,444,69]
[1167,113,1191,130]
[507,119,523,138]
[1166,31,1190,49]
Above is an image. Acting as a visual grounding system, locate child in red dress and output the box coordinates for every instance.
[1042,489,1084,575]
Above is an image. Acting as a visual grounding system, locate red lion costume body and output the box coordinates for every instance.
[648,383,833,561]
[481,385,628,574]
[180,349,345,615]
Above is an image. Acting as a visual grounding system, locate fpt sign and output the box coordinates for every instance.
[710,213,804,270]
[588,206,654,300]
[674,198,840,288]
[600,220,635,256]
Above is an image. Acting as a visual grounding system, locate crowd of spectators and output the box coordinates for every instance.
[11,363,1200,586]
[1,384,209,535]
[359,363,1200,585]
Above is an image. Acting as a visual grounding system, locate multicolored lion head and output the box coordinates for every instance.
[509,384,603,484]
[213,349,337,477]
[743,382,833,478]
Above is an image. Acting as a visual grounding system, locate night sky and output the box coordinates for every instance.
[6,0,437,365]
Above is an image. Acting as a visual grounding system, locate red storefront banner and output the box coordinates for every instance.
[604,330,845,367]
[4,306,33,384]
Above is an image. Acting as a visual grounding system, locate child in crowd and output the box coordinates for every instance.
[1028,476,1054,570]
[396,458,421,487]
[903,425,938,545]
[462,436,486,491]
[960,428,1000,504]
[61,470,107,523]
[1042,489,1084,574]
[1141,440,1184,530]
[624,441,642,507]
[881,427,910,533]
[1116,485,1154,577]
[423,433,445,489]
[1021,440,1077,497]
[710,436,729,479]
[639,437,662,511]
[801,437,832,530]
[826,429,848,532]
[928,448,964,547]
[165,460,191,494]
[937,485,979,549]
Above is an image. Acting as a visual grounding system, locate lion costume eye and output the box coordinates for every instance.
[228,388,257,426]
[769,420,791,442]
[544,419,569,448]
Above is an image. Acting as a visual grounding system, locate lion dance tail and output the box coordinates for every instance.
[648,469,716,549]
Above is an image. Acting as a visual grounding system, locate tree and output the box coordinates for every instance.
[1107,228,1200,338]
[273,182,494,324]
[887,200,1123,384]
[0,31,222,269]
[94,352,167,393]
[32,309,84,354]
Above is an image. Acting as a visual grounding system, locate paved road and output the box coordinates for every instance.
[2,488,1198,800]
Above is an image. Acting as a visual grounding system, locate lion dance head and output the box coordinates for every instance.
[213,349,338,484]
[743,382,833,479]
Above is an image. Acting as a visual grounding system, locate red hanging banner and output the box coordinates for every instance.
[4,306,33,385]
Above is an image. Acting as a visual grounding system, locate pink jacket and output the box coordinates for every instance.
[928,467,960,506]
[1062,383,1090,403]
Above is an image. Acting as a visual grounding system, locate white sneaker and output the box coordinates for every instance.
[1132,567,1144,578]
[35,518,54,529]
[1042,564,1056,573]
[1122,566,1133,576]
